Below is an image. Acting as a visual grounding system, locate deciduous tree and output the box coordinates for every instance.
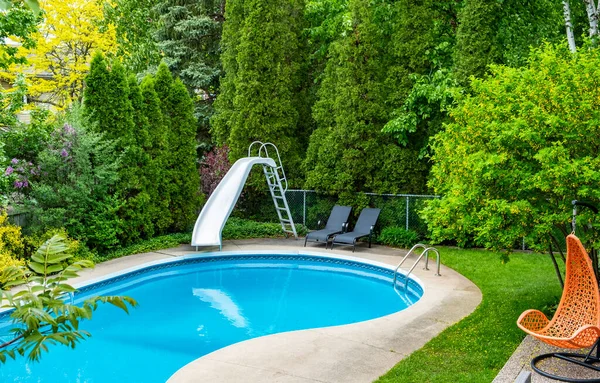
[5,0,117,109]
[423,44,600,283]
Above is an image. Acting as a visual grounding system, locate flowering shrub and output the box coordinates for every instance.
[25,106,122,251]
[200,145,231,197]
[0,212,25,272]
[4,158,40,191]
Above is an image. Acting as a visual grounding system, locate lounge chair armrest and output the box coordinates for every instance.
[517,309,550,333]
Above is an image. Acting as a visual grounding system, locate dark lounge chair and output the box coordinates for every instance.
[330,208,381,252]
[304,205,352,248]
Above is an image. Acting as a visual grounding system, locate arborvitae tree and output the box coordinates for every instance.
[83,52,110,126]
[154,62,174,121]
[387,0,457,104]
[84,55,151,244]
[84,56,135,148]
[453,0,501,85]
[304,0,428,200]
[120,75,153,241]
[140,76,172,233]
[152,62,201,231]
[165,78,202,231]
[453,0,564,85]
[210,0,244,145]
[154,0,225,150]
[211,0,306,180]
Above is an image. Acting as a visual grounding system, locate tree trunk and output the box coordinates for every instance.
[548,242,565,289]
[583,0,599,38]
[564,0,577,52]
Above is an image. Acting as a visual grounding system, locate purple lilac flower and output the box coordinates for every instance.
[5,166,13,176]
[60,148,69,157]
[63,123,75,135]
[14,180,23,189]
[22,180,29,188]
[11,158,18,165]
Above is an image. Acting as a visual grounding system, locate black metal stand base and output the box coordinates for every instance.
[531,339,600,382]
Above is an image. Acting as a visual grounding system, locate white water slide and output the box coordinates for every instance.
[191,142,298,250]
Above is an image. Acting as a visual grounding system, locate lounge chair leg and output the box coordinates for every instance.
[304,237,307,247]
[352,239,356,253]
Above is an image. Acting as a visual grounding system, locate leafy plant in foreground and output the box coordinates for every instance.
[0,234,136,363]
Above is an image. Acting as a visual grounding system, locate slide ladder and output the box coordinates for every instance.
[249,142,298,238]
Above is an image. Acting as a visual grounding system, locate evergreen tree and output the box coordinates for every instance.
[140,76,172,233]
[154,62,174,120]
[454,0,564,85]
[165,78,202,231]
[154,0,225,149]
[84,56,135,148]
[210,0,244,145]
[304,0,428,199]
[152,62,201,232]
[84,54,151,244]
[453,0,501,85]
[83,52,110,126]
[211,0,306,180]
[120,76,153,241]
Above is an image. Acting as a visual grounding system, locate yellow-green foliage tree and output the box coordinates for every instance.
[0,213,24,271]
[4,0,117,109]
[423,44,600,263]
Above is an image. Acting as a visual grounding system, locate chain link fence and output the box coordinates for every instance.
[281,190,438,234]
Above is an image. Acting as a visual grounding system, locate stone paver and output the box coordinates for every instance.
[494,335,600,382]
[71,238,482,383]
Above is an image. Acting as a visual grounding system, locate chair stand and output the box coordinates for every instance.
[531,338,600,382]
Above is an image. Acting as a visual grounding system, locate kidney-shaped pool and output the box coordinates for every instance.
[0,252,423,382]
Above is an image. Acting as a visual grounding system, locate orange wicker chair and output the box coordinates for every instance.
[517,234,600,381]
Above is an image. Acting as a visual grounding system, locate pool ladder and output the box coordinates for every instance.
[393,244,441,292]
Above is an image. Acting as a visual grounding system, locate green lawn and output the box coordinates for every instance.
[376,247,563,383]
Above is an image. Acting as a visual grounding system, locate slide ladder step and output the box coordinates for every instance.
[253,142,297,240]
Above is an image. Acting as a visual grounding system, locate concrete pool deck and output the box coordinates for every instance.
[71,238,482,383]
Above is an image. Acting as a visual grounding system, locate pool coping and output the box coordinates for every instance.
[58,238,482,383]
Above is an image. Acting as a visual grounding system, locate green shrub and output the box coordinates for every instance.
[96,232,192,263]
[24,227,93,261]
[377,227,421,248]
[26,106,122,252]
[423,43,600,254]
[222,218,308,240]
[96,218,308,263]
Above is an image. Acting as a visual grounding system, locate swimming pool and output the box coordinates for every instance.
[0,252,423,382]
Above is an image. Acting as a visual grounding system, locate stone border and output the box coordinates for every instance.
[2,239,480,383]
[165,240,481,383]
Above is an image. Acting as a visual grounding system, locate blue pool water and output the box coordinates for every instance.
[0,254,422,382]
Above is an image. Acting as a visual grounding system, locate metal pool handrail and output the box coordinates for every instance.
[393,245,441,292]
[392,243,427,286]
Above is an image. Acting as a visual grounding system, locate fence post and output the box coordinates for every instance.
[406,197,409,230]
[303,190,306,226]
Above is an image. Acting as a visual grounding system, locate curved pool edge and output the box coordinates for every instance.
[73,249,425,294]
[3,239,481,383]
[165,243,482,383]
